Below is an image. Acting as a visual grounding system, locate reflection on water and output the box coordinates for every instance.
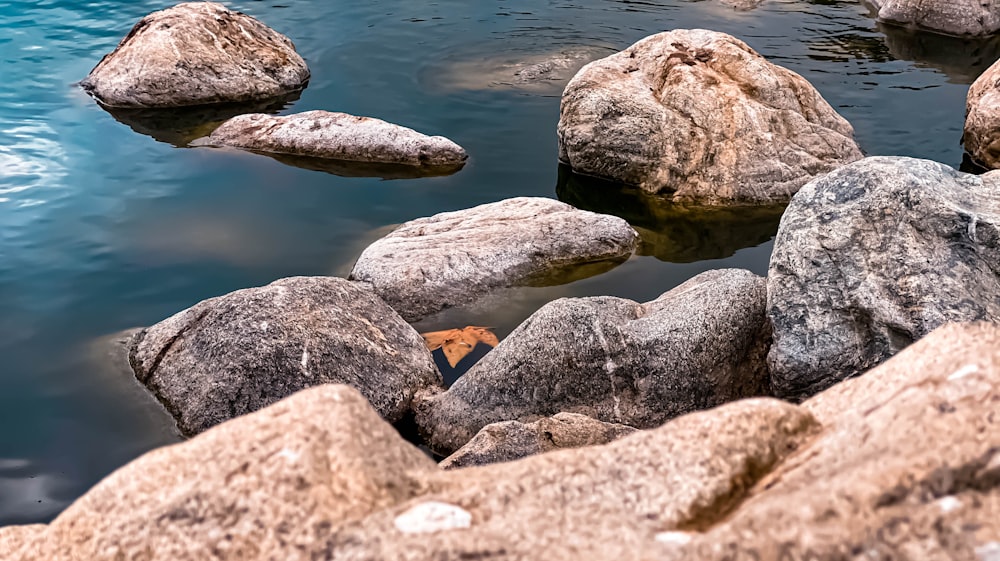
[878,23,1000,84]
[557,166,785,263]
[234,150,468,180]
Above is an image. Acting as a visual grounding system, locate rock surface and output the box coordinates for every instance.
[966,58,1000,169]
[439,412,636,469]
[81,2,309,107]
[349,197,639,322]
[662,322,1000,561]
[767,156,1000,400]
[0,525,45,560]
[128,276,441,435]
[201,111,468,171]
[416,268,772,454]
[867,0,1000,36]
[557,29,862,205]
[428,46,615,94]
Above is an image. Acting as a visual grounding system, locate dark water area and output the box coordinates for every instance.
[0,0,993,524]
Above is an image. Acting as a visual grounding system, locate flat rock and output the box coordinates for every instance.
[867,0,1000,36]
[348,197,639,322]
[966,58,1000,169]
[81,2,309,107]
[416,268,772,455]
[557,29,862,205]
[767,156,1000,399]
[662,322,1000,560]
[439,412,636,469]
[201,111,468,171]
[128,276,442,435]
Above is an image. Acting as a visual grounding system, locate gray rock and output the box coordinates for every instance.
[662,322,1000,561]
[966,58,1000,169]
[428,46,616,95]
[416,268,772,455]
[128,276,442,435]
[80,2,309,107]
[349,197,639,322]
[439,412,636,469]
[767,156,1000,400]
[557,29,862,205]
[200,111,468,171]
[867,0,1000,36]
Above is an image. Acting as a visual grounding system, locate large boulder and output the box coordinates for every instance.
[80,2,309,107]
[128,276,441,435]
[662,322,1000,560]
[867,0,1000,37]
[200,111,468,172]
[965,58,1000,169]
[439,412,636,469]
[767,157,1000,400]
[348,197,639,322]
[557,29,862,205]
[416,268,772,454]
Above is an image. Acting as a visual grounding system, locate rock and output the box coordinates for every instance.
[867,0,1000,37]
[767,156,1000,400]
[720,0,764,10]
[128,276,441,435]
[26,385,439,561]
[199,111,468,173]
[965,58,1000,169]
[80,2,309,108]
[0,525,45,559]
[662,322,1000,561]
[439,412,637,469]
[348,197,639,322]
[427,46,616,94]
[557,29,862,205]
[416,268,772,455]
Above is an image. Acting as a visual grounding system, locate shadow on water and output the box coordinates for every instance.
[246,151,467,180]
[556,165,786,263]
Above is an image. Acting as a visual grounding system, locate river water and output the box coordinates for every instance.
[0,0,994,524]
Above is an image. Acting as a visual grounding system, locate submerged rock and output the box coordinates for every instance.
[199,111,468,172]
[439,412,636,469]
[867,0,1000,37]
[965,58,1000,169]
[558,29,862,205]
[80,2,309,107]
[767,157,1000,400]
[349,197,638,322]
[416,269,772,455]
[426,46,615,94]
[128,276,441,435]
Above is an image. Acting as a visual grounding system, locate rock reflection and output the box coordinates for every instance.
[255,151,467,180]
[557,165,785,263]
[879,23,1000,84]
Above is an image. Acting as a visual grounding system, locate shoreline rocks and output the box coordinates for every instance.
[349,197,639,322]
[965,57,1000,169]
[867,0,1000,37]
[81,2,309,108]
[557,29,862,205]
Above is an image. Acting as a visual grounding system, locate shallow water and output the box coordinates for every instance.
[0,0,994,524]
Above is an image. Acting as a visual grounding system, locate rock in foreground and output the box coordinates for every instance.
[202,111,468,171]
[349,197,638,322]
[81,2,309,107]
[417,269,772,454]
[129,276,441,435]
[868,0,1000,36]
[965,58,1000,169]
[767,157,1000,400]
[558,29,862,205]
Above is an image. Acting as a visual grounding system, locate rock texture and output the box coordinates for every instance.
[349,197,639,322]
[81,2,309,107]
[429,46,615,94]
[439,412,636,469]
[557,29,862,205]
[201,111,468,170]
[966,58,1000,169]
[128,276,441,435]
[0,525,45,560]
[416,268,772,455]
[867,0,1000,36]
[767,156,1000,400]
[662,322,1000,561]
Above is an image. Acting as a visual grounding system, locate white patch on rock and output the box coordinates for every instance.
[394,501,472,534]
[936,495,962,513]
[655,531,694,545]
[948,364,979,380]
[276,447,300,463]
[976,542,1000,561]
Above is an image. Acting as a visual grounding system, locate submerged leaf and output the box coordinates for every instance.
[421,326,500,367]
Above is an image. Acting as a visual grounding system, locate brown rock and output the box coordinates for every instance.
[0,525,45,560]
[439,412,637,469]
[81,2,309,107]
[557,29,862,205]
[965,59,1000,169]
[869,0,1000,37]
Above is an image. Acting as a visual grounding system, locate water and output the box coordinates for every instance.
[0,0,993,524]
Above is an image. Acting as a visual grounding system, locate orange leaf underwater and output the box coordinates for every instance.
[421,326,500,367]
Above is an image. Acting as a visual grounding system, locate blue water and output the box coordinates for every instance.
[0,0,994,524]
